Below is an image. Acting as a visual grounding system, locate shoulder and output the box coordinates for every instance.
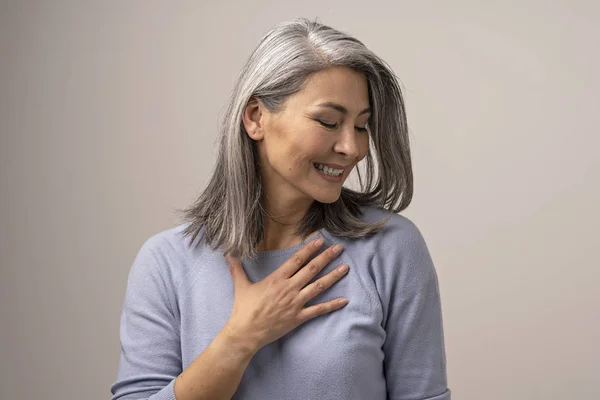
[332,205,436,287]
[128,222,200,288]
[138,222,195,255]
[356,205,429,255]
[321,204,433,273]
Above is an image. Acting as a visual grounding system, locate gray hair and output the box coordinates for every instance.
[177,17,413,260]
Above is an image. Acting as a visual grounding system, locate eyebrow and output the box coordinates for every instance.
[315,102,371,116]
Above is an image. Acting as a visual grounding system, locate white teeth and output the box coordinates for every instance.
[314,163,343,176]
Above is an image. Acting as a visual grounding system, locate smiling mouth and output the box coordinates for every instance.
[313,162,344,177]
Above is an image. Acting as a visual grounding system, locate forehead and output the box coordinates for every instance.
[288,66,370,111]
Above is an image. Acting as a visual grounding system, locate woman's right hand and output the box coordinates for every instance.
[223,237,349,352]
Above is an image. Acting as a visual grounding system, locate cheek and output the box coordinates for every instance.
[289,132,326,168]
[288,146,313,172]
[357,135,370,161]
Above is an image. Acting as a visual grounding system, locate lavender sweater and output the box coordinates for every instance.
[110,206,451,399]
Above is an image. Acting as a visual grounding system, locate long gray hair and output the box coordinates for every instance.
[177,18,413,260]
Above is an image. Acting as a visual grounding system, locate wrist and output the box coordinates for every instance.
[219,323,260,358]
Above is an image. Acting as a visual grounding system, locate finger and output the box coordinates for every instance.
[297,298,349,324]
[225,254,250,290]
[289,243,344,288]
[274,237,325,279]
[297,264,349,304]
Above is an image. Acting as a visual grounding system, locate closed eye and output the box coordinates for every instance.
[318,120,338,129]
[318,120,369,133]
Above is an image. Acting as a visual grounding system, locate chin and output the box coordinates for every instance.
[311,189,342,204]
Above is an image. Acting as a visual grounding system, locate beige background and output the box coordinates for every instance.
[1,1,599,399]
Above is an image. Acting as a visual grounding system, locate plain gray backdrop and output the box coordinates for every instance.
[1,1,599,399]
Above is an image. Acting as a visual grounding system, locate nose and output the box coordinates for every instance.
[333,126,360,160]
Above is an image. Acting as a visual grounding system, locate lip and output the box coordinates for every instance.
[314,166,344,183]
[313,162,347,183]
[313,162,349,169]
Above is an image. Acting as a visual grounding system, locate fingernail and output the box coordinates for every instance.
[314,238,324,248]
[338,264,349,273]
[332,244,343,254]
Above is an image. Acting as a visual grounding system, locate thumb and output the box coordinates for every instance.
[225,254,250,290]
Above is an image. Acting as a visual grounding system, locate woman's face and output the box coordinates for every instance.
[244,66,371,205]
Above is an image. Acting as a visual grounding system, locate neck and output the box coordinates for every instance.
[257,194,317,252]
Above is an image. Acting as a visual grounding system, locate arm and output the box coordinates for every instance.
[110,237,258,400]
[381,220,451,400]
[173,326,257,400]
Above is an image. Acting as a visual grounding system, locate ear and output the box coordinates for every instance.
[242,97,266,141]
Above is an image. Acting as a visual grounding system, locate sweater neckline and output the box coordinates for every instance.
[246,229,331,261]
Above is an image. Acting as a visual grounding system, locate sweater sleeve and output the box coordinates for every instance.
[381,220,451,400]
[110,237,181,400]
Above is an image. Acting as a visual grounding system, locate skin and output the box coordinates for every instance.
[242,66,371,251]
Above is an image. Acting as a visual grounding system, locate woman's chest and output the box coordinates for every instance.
[178,256,388,398]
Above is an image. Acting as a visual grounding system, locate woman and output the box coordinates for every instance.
[111,18,450,400]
